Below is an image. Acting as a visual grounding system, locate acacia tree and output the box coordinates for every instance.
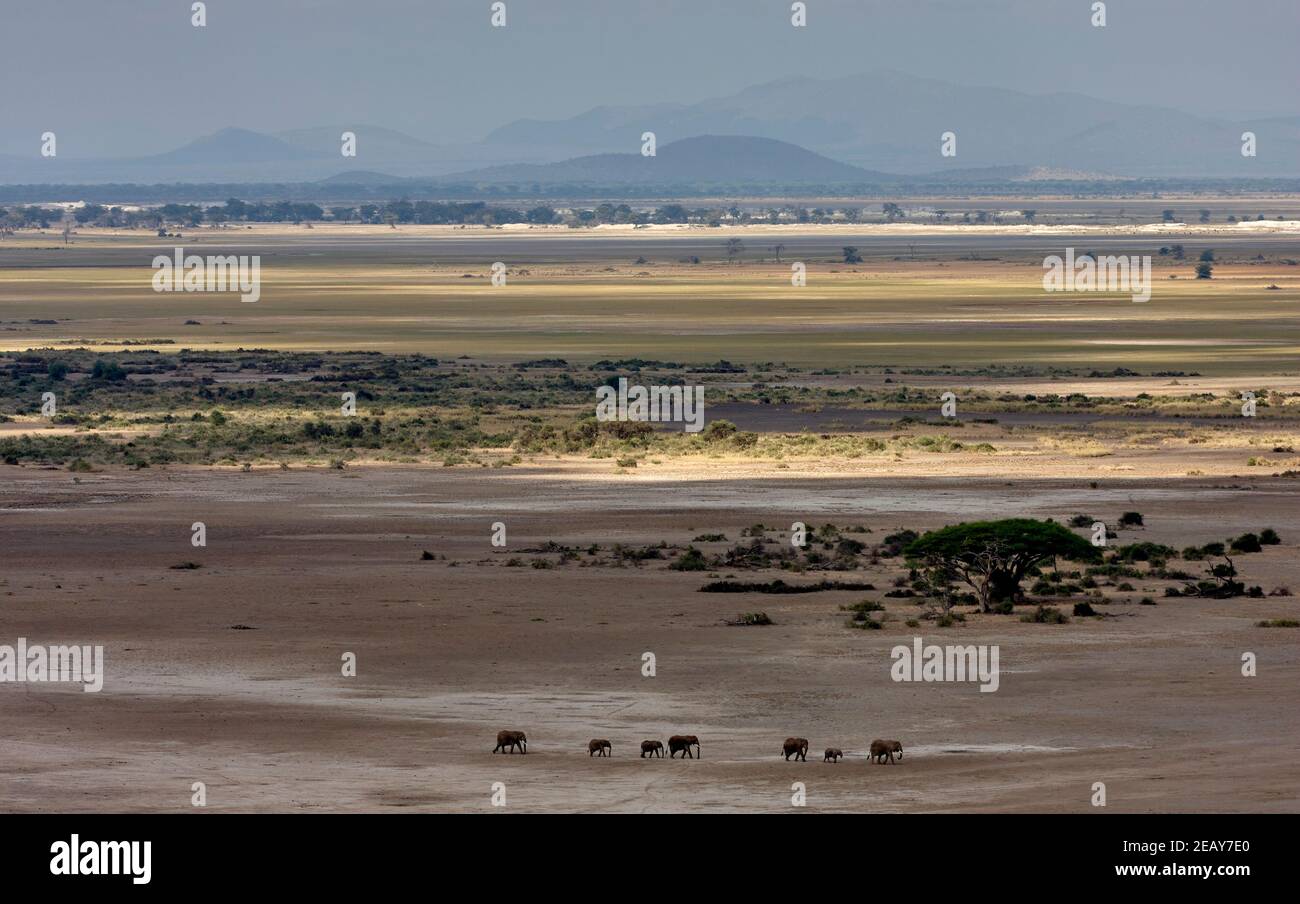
[905,519,1099,612]
[1181,556,1245,598]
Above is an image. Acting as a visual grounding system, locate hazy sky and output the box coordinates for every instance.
[4,0,1296,157]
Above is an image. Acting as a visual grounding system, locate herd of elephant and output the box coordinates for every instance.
[492,731,905,764]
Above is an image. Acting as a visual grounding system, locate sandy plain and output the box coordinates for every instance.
[0,461,1297,812]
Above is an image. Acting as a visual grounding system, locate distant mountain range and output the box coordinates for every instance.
[2,70,1295,187]
[484,70,1298,177]
[437,135,896,187]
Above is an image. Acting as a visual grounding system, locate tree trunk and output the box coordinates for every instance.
[988,569,1020,606]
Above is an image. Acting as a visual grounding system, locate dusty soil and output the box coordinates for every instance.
[1,463,1296,812]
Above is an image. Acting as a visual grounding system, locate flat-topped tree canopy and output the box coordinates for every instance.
[906,519,1100,612]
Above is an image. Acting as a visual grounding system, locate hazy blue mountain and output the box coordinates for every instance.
[484,69,1299,177]
[438,135,891,186]
[0,127,558,184]
[2,70,1295,186]
[148,127,314,164]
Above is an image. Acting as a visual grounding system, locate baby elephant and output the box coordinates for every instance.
[640,740,664,758]
[782,737,810,761]
[493,730,528,754]
[824,747,843,763]
[588,739,612,757]
[870,739,903,764]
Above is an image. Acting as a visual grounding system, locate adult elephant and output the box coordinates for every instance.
[493,730,528,754]
[782,737,810,761]
[667,735,700,759]
[869,739,903,764]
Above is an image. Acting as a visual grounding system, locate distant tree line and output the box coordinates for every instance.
[3,200,928,231]
[5,176,1300,208]
[0,198,1288,235]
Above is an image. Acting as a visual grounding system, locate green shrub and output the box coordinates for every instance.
[1021,605,1069,624]
[670,547,709,571]
[1230,533,1262,553]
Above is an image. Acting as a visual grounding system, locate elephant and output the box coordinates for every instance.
[870,739,903,764]
[782,737,810,761]
[588,739,612,757]
[493,730,528,754]
[824,747,843,763]
[668,735,700,759]
[640,740,664,758]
